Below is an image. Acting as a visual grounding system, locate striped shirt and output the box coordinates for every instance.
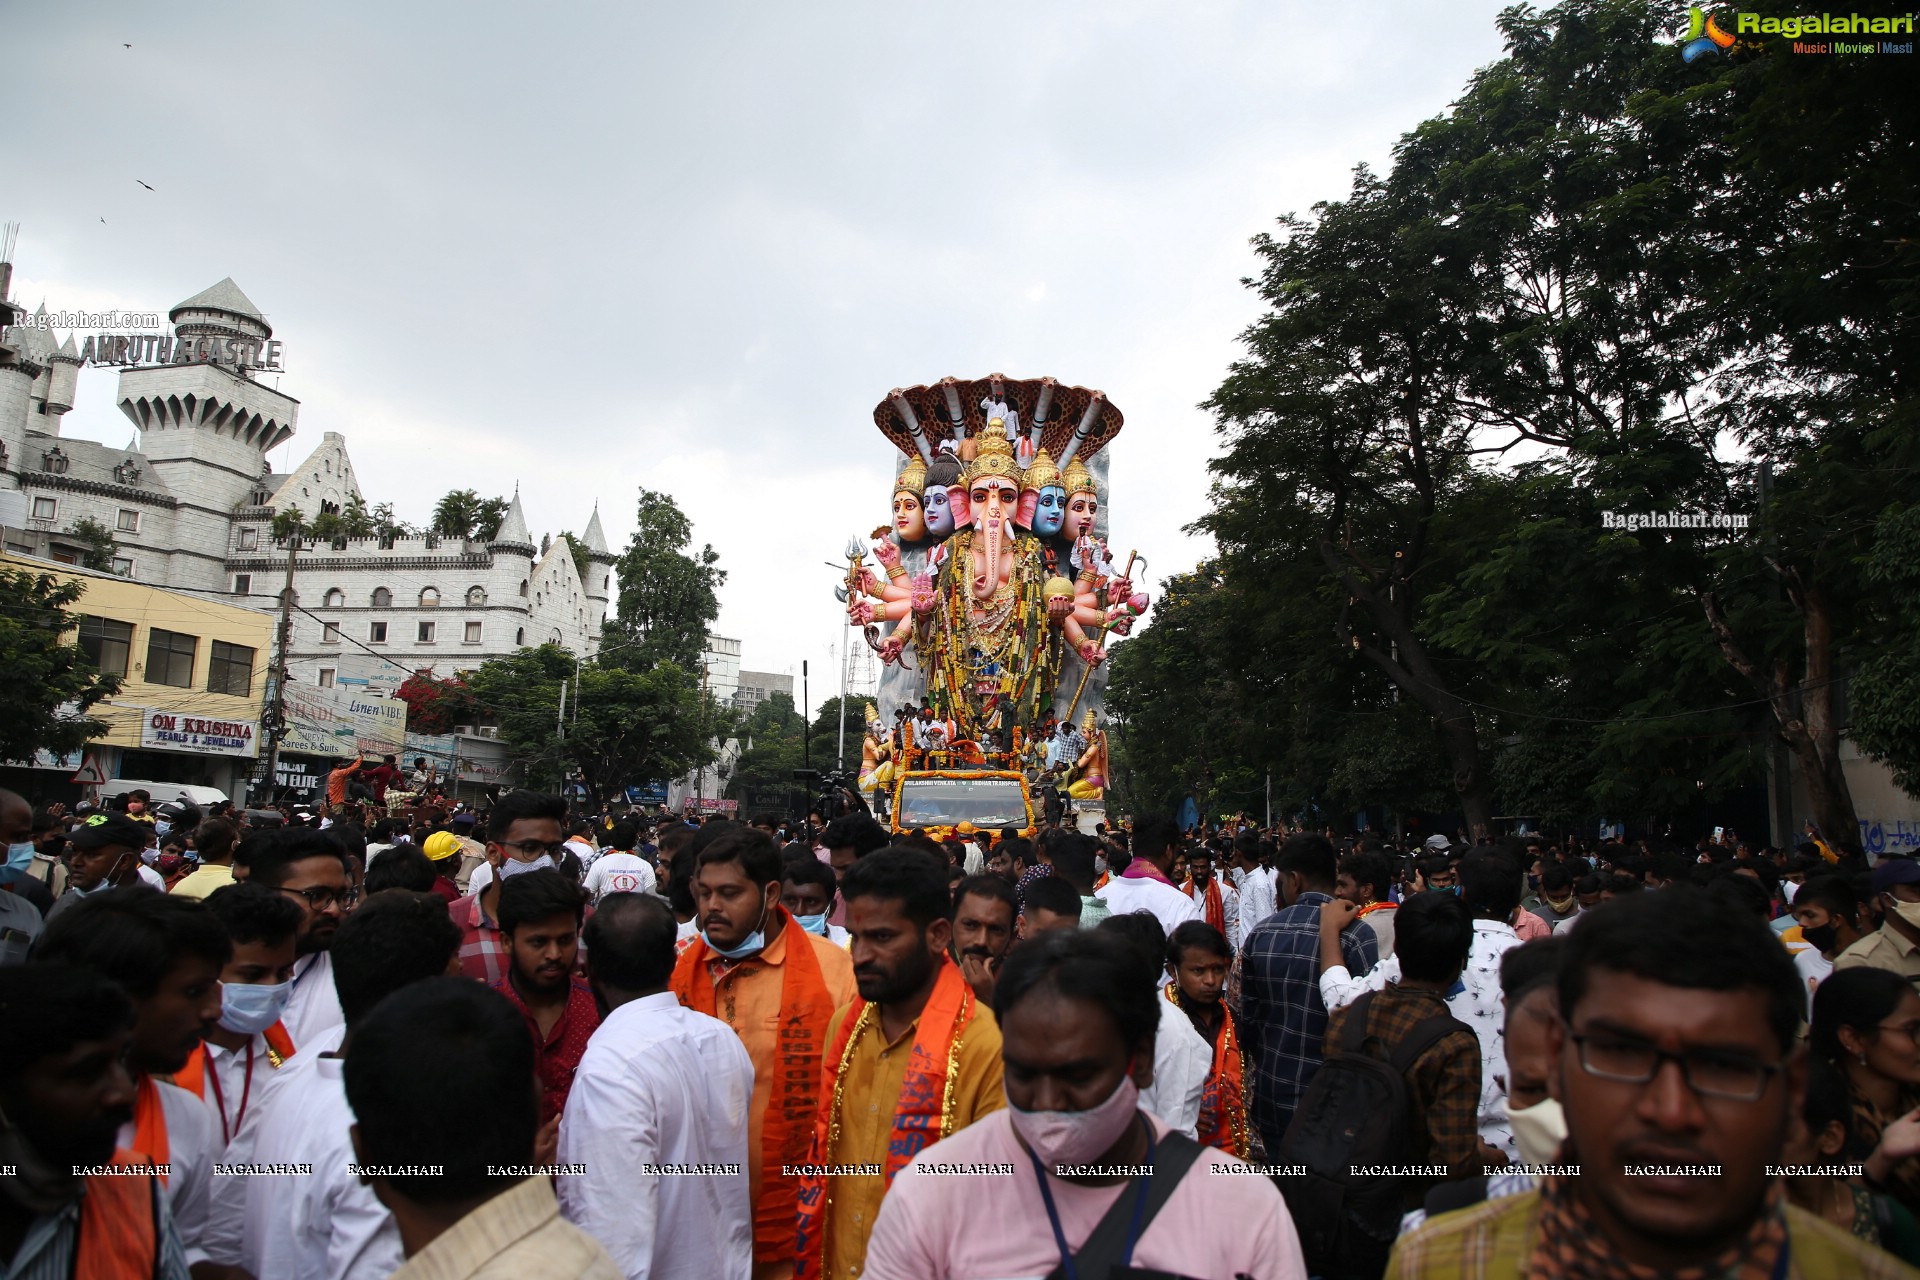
[6,1185,190,1280]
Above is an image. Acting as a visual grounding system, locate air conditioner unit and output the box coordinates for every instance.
[452,725,475,736]
[475,726,499,739]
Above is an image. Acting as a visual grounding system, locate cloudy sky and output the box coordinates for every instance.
[7,1,1513,699]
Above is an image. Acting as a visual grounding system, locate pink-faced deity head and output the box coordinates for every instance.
[893,491,926,543]
[1064,490,1099,542]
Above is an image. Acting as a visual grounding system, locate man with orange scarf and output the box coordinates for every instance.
[1166,920,1250,1157]
[32,889,227,1271]
[673,826,854,1280]
[794,848,1005,1280]
[0,963,193,1279]
[1182,846,1242,951]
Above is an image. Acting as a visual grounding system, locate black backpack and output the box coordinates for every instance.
[1273,990,1471,1280]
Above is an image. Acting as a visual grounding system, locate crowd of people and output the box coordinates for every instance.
[3,783,1919,1279]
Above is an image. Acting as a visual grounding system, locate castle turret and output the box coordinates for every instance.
[45,333,80,427]
[580,502,616,630]
[0,260,41,490]
[116,278,299,590]
[490,490,536,555]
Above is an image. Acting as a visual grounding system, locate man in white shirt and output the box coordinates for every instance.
[239,890,462,1280]
[193,883,304,1150]
[1182,846,1242,951]
[1098,912,1209,1138]
[559,893,755,1280]
[246,829,357,1045]
[1316,852,1524,1158]
[1095,815,1201,944]
[1228,832,1277,940]
[583,822,658,903]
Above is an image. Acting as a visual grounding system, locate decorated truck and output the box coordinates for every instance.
[836,375,1149,838]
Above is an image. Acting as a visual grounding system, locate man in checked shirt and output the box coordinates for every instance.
[1236,832,1378,1154]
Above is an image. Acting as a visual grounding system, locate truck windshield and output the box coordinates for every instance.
[896,778,1028,829]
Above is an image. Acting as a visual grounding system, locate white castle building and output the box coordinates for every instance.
[0,265,615,698]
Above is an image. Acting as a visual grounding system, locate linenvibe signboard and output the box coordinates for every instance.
[282,685,406,758]
[140,710,259,758]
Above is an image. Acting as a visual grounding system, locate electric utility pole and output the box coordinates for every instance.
[257,531,299,806]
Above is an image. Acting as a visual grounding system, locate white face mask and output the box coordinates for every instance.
[1009,1068,1140,1169]
[1508,1096,1567,1169]
[499,853,553,881]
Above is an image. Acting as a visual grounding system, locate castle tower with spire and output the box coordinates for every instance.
[116,278,298,591]
[580,503,616,630]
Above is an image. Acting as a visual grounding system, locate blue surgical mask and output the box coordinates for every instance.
[796,912,829,936]
[219,980,293,1035]
[701,900,770,961]
[1,841,34,886]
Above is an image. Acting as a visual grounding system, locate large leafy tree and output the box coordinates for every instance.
[0,567,121,763]
[603,489,725,673]
[464,644,715,805]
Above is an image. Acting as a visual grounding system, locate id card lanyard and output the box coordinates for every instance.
[1024,1122,1157,1280]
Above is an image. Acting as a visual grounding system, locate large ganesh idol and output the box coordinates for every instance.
[842,375,1149,749]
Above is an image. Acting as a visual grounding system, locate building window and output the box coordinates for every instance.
[371,587,392,608]
[417,621,436,643]
[232,574,252,595]
[324,588,345,608]
[278,587,298,608]
[464,621,482,644]
[419,587,440,608]
[322,622,341,644]
[369,621,388,643]
[515,627,525,645]
[145,629,197,687]
[207,641,255,696]
[519,579,528,597]
[602,574,610,591]
[466,586,486,606]
[76,617,133,678]
[237,527,258,551]
[31,497,55,521]
[318,668,336,688]
[116,509,140,533]
[111,558,134,578]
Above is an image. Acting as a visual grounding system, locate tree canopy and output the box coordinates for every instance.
[602,489,725,674]
[1109,0,1917,847]
[0,567,121,764]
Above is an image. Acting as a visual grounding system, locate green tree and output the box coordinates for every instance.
[0,567,120,762]
[429,491,510,541]
[66,517,118,572]
[603,489,725,673]
[1849,503,1920,797]
[464,645,714,805]
[559,532,590,582]
[727,691,806,808]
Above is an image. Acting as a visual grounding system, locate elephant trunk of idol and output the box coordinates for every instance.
[975,512,1010,601]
